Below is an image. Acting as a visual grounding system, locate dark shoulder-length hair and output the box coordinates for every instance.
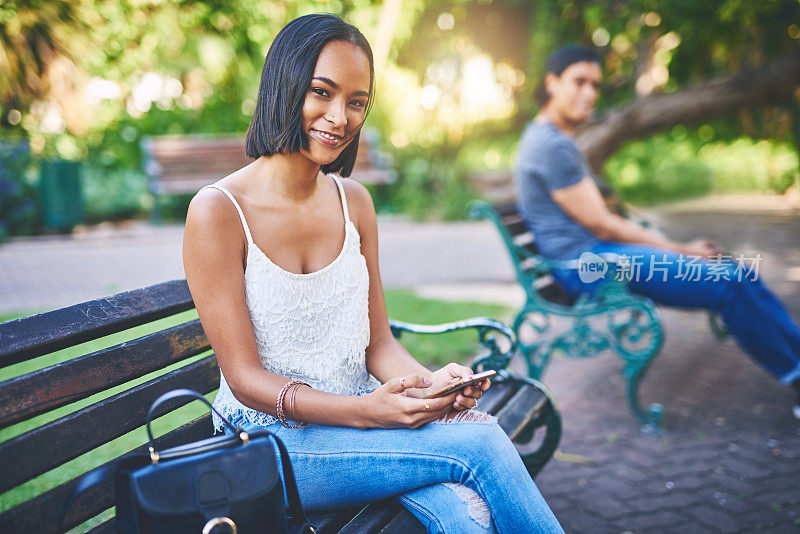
[245,14,375,177]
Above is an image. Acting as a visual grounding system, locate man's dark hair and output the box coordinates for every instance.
[246,14,374,177]
[534,45,602,107]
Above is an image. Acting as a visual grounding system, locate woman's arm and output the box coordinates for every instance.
[185,186,455,429]
[345,180,488,410]
[551,177,720,257]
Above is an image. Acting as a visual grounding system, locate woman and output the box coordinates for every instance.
[515,45,800,418]
[184,14,563,534]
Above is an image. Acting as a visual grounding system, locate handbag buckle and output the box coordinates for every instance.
[202,516,237,534]
[148,446,159,465]
[239,431,250,444]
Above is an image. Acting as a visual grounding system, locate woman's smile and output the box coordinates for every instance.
[310,128,343,146]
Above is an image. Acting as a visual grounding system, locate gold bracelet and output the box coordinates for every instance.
[277,380,310,428]
[287,382,309,428]
[276,380,298,425]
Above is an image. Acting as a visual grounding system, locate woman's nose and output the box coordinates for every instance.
[325,101,347,128]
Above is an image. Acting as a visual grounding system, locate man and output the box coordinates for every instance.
[515,45,800,418]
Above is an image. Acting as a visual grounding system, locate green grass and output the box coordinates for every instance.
[0,311,36,323]
[0,289,511,526]
[385,289,512,369]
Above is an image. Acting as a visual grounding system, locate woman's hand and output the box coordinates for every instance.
[426,363,491,413]
[359,374,458,429]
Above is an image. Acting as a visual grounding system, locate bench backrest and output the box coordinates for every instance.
[143,134,395,195]
[0,280,216,533]
[468,200,575,306]
[469,200,543,284]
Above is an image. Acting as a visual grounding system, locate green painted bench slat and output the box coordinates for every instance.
[0,280,193,368]
[0,414,212,533]
[0,320,208,427]
[0,357,218,494]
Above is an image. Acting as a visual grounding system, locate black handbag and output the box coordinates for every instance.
[61,389,317,534]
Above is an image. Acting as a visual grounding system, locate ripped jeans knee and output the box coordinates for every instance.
[435,409,497,529]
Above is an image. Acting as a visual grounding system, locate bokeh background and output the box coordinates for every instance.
[1,0,799,238]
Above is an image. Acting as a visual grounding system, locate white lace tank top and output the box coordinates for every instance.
[203,176,380,431]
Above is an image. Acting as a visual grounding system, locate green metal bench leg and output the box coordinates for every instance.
[622,357,663,429]
[609,304,665,428]
[513,308,552,380]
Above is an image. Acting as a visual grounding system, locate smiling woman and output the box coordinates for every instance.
[182,13,563,534]
[244,15,374,177]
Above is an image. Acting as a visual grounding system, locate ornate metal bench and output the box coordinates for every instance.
[470,200,729,428]
[0,279,560,533]
[469,200,666,427]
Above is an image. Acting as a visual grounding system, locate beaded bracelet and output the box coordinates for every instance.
[276,380,310,428]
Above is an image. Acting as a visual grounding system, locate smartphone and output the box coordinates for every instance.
[422,370,497,399]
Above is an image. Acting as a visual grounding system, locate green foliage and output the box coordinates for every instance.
[0,141,38,240]
[524,0,800,118]
[698,137,799,193]
[81,165,150,222]
[388,146,477,220]
[605,130,799,205]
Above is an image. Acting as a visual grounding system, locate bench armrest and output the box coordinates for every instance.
[388,318,516,373]
[531,252,622,272]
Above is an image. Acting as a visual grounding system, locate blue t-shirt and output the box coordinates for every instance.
[514,121,599,260]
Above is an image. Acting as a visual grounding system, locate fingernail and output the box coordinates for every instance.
[424,378,432,386]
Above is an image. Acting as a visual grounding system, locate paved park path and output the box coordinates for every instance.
[1,207,799,532]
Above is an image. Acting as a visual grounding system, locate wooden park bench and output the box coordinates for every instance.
[469,200,730,428]
[0,279,560,533]
[142,130,396,222]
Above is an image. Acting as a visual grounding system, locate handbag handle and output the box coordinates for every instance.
[146,389,317,534]
[146,388,241,452]
[61,389,316,533]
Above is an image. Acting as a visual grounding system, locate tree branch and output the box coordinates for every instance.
[576,47,800,174]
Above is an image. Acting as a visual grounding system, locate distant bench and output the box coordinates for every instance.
[142,131,396,221]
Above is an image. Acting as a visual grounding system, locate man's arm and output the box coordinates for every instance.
[551,177,720,257]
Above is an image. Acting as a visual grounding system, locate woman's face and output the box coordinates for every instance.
[300,40,371,166]
[544,61,602,124]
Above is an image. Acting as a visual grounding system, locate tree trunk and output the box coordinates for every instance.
[576,48,800,174]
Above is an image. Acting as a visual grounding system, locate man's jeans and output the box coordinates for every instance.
[554,241,800,385]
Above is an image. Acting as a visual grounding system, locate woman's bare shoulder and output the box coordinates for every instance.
[339,177,376,225]
[184,186,248,258]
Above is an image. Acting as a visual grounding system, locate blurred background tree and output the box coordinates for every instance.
[0,0,799,235]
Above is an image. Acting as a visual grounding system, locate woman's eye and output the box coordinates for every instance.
[312,88,329,97]
[350,100,366,109]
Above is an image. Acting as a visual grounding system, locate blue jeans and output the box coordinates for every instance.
[223,413,563,534]
[554,241,800,385]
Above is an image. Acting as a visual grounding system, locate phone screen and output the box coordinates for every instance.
[422,370,496,399]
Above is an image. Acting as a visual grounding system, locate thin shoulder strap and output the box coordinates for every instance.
[201,185,254,244]
[330,175,351,224]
